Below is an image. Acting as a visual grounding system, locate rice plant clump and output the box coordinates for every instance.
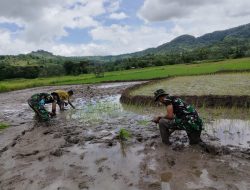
[0,123,9,130]
[119,128,131,141]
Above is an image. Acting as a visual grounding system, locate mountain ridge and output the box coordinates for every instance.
[130,23,250,57]
[24,23,250,61]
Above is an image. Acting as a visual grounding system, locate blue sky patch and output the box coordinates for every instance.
[59,27,92,44]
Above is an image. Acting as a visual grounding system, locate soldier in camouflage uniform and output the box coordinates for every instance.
[153,89,203,145]
[27,93,59,121]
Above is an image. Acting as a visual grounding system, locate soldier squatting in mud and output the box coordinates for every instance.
[152,89,203,145]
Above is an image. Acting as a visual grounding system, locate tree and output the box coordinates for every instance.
[63,61,74,75]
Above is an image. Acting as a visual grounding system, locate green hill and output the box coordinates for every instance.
[82,23,250,62]
[127,23,250,56]
[0,23,250,79]
[28,50,56,58]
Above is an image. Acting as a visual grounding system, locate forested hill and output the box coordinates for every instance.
[125,23,250,57]
[101,23,250,70]
[79,23,250,62]
[0,23,250,79]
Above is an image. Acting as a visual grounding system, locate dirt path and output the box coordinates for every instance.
[0,82,250,190]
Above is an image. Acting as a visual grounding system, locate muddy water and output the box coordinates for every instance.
[205,119,250,148]
[0,83,250,190]
[61,91,250,189]
[94,82,142,89]
[71,94,250,149]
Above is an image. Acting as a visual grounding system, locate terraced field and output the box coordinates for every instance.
[131,72,250,96]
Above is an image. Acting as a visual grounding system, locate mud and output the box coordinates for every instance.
[0,82,250,190]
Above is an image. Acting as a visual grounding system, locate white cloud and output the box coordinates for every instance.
[0,0,57,21]
[0,29,34,55]
[138,0,220,22]
[109,12,128,20]
[138,0,250,37]
[0,29,102,56]
[0,24,178,56]
[0,0,250,56]
[0,0,117,56]
[90,24,176,55]
[0,0,106,44]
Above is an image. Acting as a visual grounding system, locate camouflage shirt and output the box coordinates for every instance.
[28,93,55,121]
[163,96,203,131]
[30,93,54,104]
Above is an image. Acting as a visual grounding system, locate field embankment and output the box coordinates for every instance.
[0,58,250,93]
[120,72,250,108]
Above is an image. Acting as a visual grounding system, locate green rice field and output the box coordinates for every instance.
[0,58,250,93]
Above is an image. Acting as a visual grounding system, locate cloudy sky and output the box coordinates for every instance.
[0,0,250,56]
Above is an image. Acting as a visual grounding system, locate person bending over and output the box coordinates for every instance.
[52,90,75,110]
[28,93,59,121]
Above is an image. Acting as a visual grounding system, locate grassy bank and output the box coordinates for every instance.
[131,73,250,96]
[1,58,250,93]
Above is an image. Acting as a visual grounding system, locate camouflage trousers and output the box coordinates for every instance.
[27,99,50,121]
[159,118,202,144]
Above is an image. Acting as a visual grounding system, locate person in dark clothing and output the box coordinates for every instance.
[152,89,203,145]
[27,93,59,121]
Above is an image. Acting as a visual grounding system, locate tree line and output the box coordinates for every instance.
[0,41,249,80]
[0,60,98,80]
[104,44,249,71]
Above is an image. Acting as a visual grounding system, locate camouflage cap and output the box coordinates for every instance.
[154,89,168,102]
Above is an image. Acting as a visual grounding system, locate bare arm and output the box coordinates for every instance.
[152,104,174,123]
[68,98,75,109]
[165,104,174,119]
[51,101,57,115]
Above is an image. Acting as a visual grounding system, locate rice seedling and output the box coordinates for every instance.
[0,123,9,130]
[119,128,131,141]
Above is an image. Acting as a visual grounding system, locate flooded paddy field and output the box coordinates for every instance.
[0,82,250,190]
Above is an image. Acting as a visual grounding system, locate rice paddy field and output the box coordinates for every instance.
[131,72,250,96]
[1,81,250,189]
[0,57,250,93]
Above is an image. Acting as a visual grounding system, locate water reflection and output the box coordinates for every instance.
[205,119,250,148]
[186,169,216,189]
[94,82,141,89]
[161,172,172,190]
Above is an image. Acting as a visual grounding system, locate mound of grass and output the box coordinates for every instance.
[0,123,9,130]
[0,58,250,93]
[131,73,250,96]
